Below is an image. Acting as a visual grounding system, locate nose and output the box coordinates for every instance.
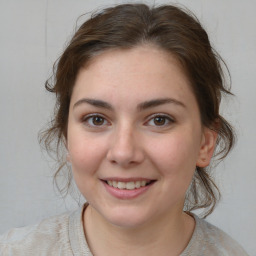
[106,125,145,168]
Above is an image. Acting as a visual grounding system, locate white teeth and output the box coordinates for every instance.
[126,181,135,190]
[117,181,126,189]
[107,180,150,190]
[135,181,141,188]
[141,181,146,186]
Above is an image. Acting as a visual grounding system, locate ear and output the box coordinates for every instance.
[196,127,218,168]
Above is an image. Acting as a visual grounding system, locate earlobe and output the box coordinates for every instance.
[196,128,218,167]
[64,138,70,162]
[66,140,71,162]
[66,152,71,162]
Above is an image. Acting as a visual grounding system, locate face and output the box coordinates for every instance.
[67,46,216,228]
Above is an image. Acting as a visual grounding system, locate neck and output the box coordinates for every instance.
[83,204,195,256]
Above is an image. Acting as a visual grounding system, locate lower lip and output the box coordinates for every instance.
[102,181,154,200]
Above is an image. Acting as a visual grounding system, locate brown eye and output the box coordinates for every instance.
[92,116,104,125]
[83,114,108,127]
[146,114,174,127]
[153,116,166,126]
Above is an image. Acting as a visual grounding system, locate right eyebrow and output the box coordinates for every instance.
[73,98,113,110]
[137,98,186,111]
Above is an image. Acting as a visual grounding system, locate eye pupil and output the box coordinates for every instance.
[93,116,104,125]
[154,116,165,126]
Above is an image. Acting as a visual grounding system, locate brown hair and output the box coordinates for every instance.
[40,3,235,217]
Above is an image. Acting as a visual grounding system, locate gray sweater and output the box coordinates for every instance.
[0,205,249,256]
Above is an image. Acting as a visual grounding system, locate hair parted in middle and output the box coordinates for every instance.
[41,3,235,217]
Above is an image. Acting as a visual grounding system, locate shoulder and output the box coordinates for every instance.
[0,211,74,256]
[184,214,249,256]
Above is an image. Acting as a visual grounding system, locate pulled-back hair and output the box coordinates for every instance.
[40,3,235,217]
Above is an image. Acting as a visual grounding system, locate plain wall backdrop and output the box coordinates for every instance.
[0,0,255,255]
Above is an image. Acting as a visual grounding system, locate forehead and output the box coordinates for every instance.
[83,46,186,82]
[71,45,196,108]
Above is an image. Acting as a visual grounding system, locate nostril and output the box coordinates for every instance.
[106,136,145,167]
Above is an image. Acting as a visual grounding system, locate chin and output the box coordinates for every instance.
[108,214,149,229]
[99,204,153,229]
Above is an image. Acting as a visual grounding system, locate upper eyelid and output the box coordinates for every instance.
[145,113,175,121]
[82,112,107,120]
[82,113,110,122]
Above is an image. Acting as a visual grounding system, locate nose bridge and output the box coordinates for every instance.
[107,120,144,167]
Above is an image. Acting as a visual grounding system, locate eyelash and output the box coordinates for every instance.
[81,113,175,128]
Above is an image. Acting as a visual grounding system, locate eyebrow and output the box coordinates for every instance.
[137,98,186,111]
[73,97,185,111]
[73,98,113,110]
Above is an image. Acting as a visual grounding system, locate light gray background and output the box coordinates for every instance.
[0,0,255,255]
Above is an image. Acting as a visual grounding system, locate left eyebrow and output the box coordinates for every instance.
[137,98,186,111]
[73,98,113,110]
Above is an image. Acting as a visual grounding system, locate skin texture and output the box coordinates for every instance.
[67,46,217,255]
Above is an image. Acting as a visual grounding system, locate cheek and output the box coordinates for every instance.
[68,132,107,176]
[67,133,108,200]
[148,131,201,178]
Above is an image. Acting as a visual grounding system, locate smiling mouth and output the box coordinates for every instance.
[104,180,155,190]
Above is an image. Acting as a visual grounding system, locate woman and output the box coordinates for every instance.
[0,3,249,255]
